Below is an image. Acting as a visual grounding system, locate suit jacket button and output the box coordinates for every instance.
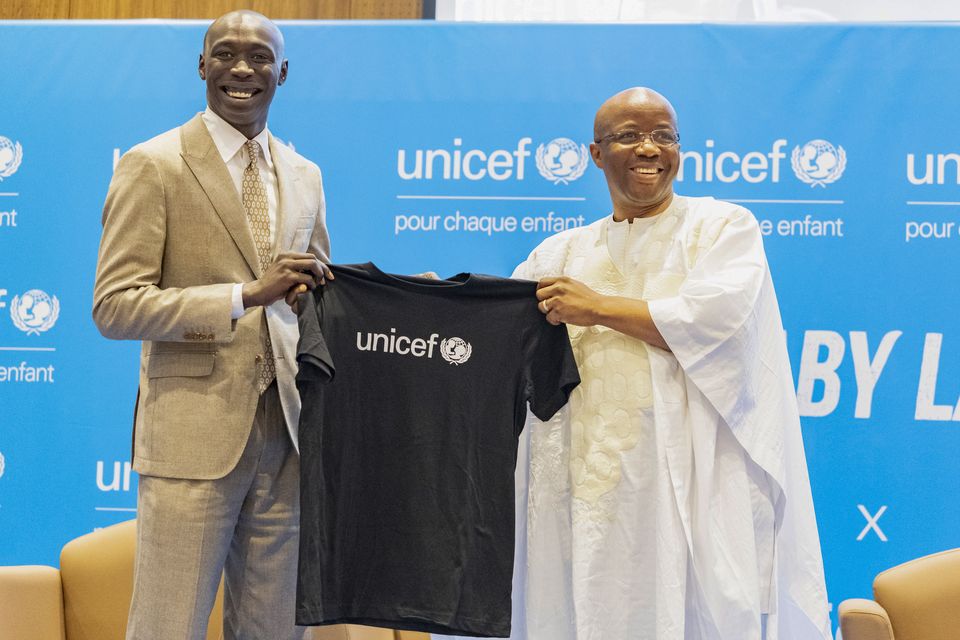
[255,354,263,363]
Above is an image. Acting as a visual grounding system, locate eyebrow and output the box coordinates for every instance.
[611,120,676,128]
[210,39,276,51]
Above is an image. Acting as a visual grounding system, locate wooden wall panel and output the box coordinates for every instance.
[349,0,421,18]
[1,0,423,19]
[1,0,72,19]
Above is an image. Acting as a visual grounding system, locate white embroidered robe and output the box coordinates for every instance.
[504,195,831,640]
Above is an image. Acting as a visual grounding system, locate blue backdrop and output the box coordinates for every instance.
[2,20,959,636]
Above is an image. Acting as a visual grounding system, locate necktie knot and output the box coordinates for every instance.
[245,140,260,170]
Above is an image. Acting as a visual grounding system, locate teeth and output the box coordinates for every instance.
[632,167,658,174]
[227,90,254,99]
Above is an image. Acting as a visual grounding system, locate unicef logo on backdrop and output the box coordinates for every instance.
[536,137,589,185]
[440,337,472,365]
[0,451,5,479]
[791,139,846,187]
[10,289,60,335]
[0,136,23,180]
[397,136,593,185]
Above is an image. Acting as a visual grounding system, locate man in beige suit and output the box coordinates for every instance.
[93,11,329,640]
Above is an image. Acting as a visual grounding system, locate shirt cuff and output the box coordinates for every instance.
[231,283,245,319]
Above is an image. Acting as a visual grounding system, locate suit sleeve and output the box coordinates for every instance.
[308,163,331,263]
[92,147,235,343]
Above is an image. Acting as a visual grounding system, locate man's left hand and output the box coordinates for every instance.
[536,276,603,326]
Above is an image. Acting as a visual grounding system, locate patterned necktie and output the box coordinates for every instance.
[242,140,276,392]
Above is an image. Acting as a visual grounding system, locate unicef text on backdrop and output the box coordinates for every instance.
[904,220,955,242]
[394,211,586,236]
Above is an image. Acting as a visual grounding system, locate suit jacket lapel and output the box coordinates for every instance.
[180,114,262,277]
[270,135,303,255]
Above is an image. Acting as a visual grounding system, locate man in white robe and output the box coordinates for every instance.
[507,88,831,640]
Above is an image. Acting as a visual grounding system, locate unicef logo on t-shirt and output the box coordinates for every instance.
[440,337,472,365]
[791,139,846,187]
[536,137,589,185]
[10,289,60,335]
[356,328,473,366]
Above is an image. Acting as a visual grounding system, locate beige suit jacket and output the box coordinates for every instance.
[93,114,330,480]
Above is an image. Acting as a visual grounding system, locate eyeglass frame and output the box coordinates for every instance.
[594,129,681,148]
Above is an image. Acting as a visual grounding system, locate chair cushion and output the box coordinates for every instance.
[874,547,960,640]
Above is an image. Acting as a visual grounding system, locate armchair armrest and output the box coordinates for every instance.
[307,625,395,640]
[0,565,66,640]
[839,598,895,640]
[305,626,432,640]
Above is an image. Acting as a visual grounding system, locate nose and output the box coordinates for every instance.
[634,138,660,157]
[231,58,254,76]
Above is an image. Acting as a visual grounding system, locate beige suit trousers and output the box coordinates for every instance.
[126,382,305,640]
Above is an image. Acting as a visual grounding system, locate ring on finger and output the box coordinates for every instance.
[540,299,550,313]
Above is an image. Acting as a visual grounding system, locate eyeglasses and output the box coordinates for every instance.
[596,129,680,148]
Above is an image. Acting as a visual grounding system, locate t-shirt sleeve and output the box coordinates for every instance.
[522,317,580,425]
[296,289,335,384]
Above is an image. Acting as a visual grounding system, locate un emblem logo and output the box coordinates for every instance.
[440,337,472,365]
[536,137,589,185]
[10,289,60,335]
[791,139,846,187]
[0,136,23,181]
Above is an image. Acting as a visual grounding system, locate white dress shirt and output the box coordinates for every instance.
[201,107,279,319]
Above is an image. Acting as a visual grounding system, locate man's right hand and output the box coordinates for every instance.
[242,252,333,309]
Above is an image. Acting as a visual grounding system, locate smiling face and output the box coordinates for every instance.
[198,11,287,139]
[590,88,680,221]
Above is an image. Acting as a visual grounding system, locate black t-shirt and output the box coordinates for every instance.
[295,262,580,637]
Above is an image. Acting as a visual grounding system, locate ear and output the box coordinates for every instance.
[589,142,603,169]
[198,54,206,80]
[278,59,288,86]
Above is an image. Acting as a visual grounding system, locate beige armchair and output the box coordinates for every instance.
[0,520,428,640]
[838,548,960,640]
